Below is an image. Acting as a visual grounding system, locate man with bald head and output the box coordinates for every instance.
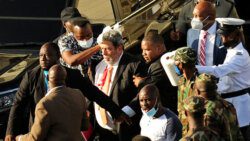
[5,42,129,141]
[138,84,182,141]
[187,0,227,66]
[170,0,238,43]
[15,64,88,141]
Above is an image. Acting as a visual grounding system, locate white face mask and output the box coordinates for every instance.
[191,16,209,30]
[77,37,94,49]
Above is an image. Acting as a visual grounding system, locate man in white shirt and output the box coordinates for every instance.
[196,17,250,141]
[139,84,182,141]
[92,29,146,141]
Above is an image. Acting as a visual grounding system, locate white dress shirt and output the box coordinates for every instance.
[140,114,168,141]
[197,22,216,66]
[196,42,250,127]
[94,52,123,130]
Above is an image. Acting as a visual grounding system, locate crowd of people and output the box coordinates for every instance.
[4,0,250,141]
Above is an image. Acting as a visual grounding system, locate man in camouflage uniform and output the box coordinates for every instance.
[194,73,244,141]
[174,47,198,135]
[180,96,222,141]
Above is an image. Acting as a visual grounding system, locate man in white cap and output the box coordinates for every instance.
[196,17,250,140]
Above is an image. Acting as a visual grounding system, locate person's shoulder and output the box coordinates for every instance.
[58,34,75,44]
[67,87,83,95]
[205,98,223,109]
[29,65,41,73]
[164,108,181,124]
[26,66,42,79]
[150,58,162,69]
[217,96,237,114]
[205,99,225,118]
[36,95,50,110]
[230,44,249,59]
[191,127,222,141]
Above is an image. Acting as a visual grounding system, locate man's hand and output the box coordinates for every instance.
[114,112,132,125]
[133,75,144,87]
[5,135,15,141]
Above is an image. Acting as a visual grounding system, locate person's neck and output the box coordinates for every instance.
[203,21,214,31]
[203,92,216,100]
[183,68,196,80]
[188,117,204,131]
[49,84,64,89]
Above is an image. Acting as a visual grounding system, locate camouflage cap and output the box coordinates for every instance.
[195,73,218,92]
[183,96,205,113]
[174,47,197,64]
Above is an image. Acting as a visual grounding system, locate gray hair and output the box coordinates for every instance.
[102,29,123,48]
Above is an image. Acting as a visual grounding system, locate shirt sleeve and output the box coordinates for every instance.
[6,72,31,135]
[165,110,182,141]
[58,35,74,53]
[20,102,50,141]
[196,53,246,78]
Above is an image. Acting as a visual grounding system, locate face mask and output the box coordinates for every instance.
[174,65,182,76]
[191,16,209,30]
[141,99,158,117]
[77,37,94,49]
[144,107,158,117]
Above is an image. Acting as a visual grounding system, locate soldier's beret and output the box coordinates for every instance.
[174,47,197,64]
[183,96,205,113]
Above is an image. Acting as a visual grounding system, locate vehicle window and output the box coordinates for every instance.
[76,0,116,25]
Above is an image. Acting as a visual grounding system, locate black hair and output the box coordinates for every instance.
[143,30,164,45]
[42,42,61,58]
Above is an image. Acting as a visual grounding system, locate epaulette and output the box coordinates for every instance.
[236,50,243,55]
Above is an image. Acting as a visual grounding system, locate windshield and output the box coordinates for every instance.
[0,53,38,84]
[0,54,28,74]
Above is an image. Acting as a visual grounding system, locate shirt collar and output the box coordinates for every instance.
[108,52,123,68]
[45,85,64,97]
[201,21,216,35]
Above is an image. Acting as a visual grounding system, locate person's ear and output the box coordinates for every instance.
[117,45,124,52]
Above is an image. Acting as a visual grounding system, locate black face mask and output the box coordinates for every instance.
[223,39,239,48]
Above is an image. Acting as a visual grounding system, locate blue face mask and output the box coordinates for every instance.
[141,99,158,117]
[174,65,182,76]
[145,107,158,117]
